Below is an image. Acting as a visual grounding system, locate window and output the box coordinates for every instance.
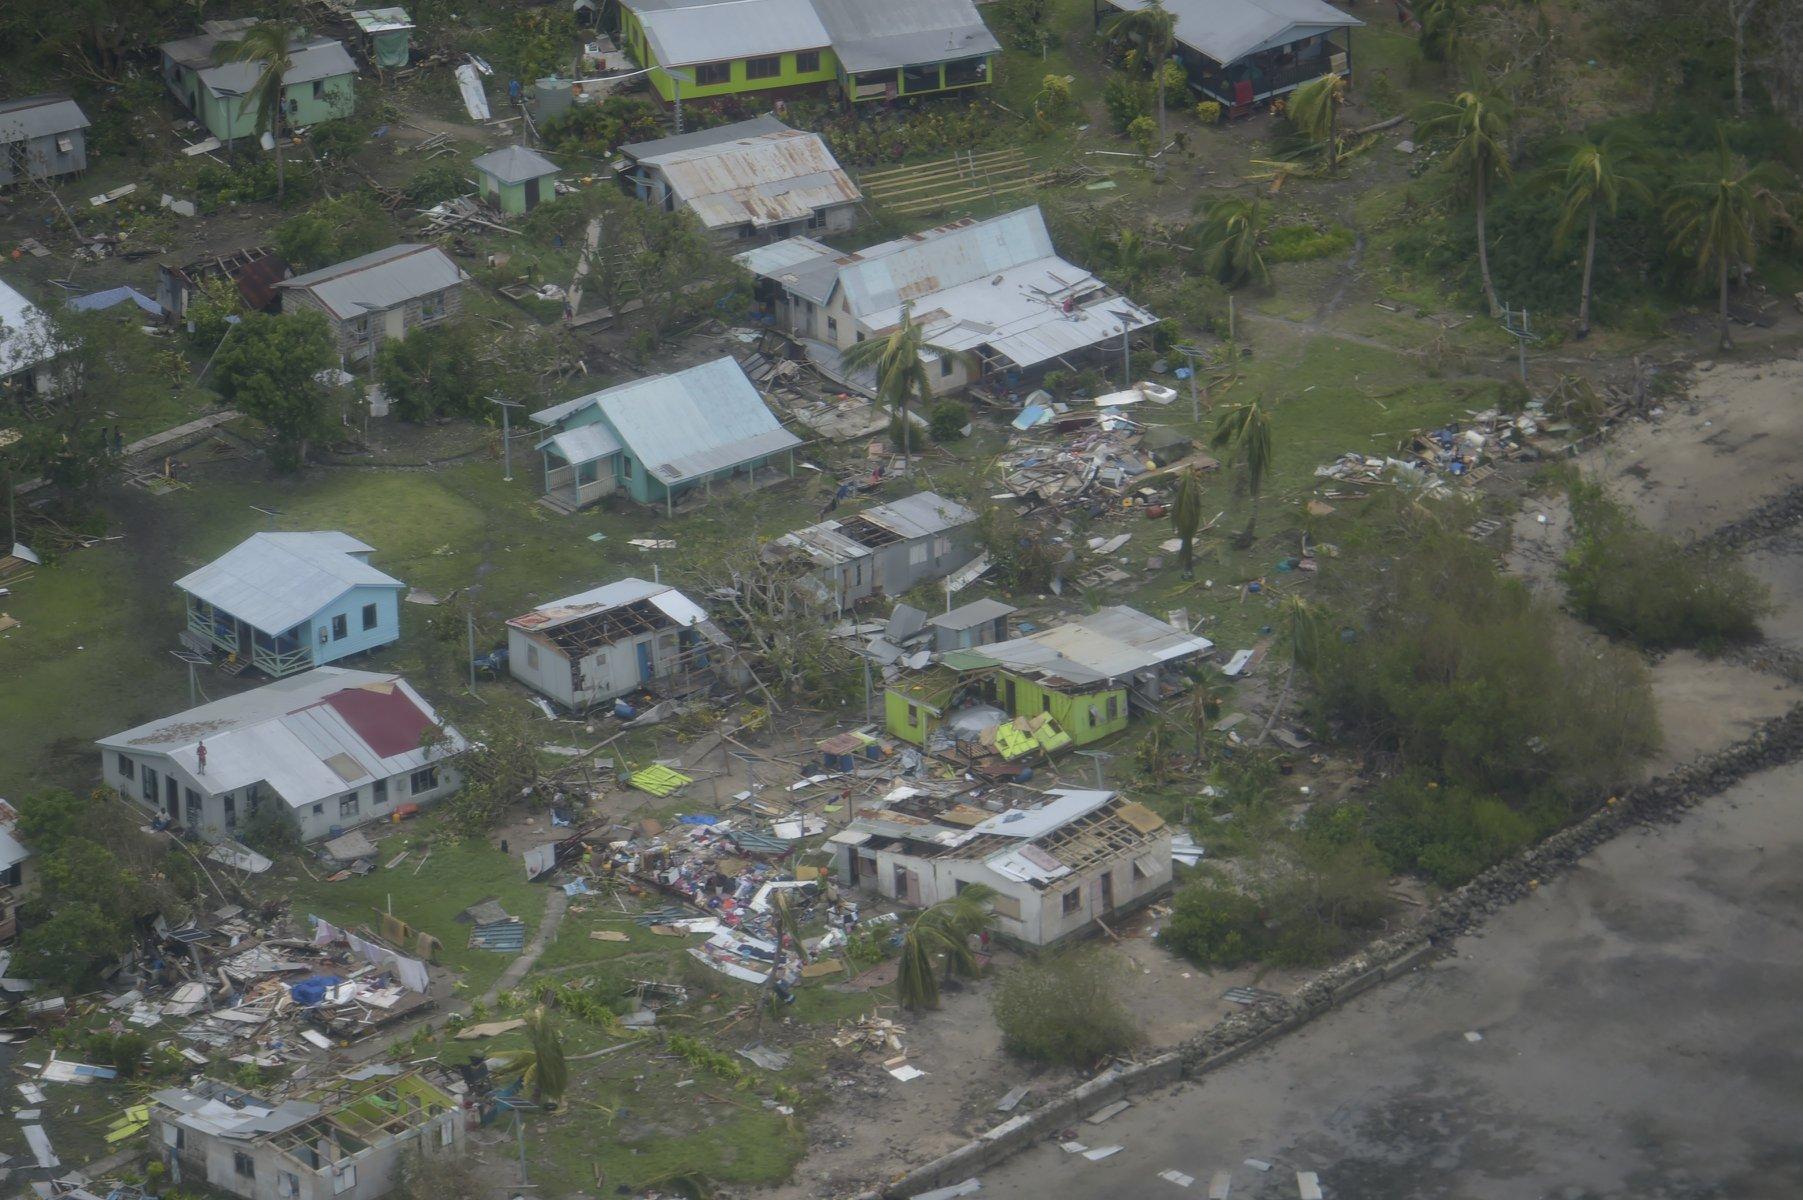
[795,49,820,73]
[116,753,134,782]
[277,1172,300,1198]
[1106,695,1119,720]
[339,793,360,818]
[141,767,158,802]
[223,794,237,829]
[319,626,331,646]
[56,134,73,153]
[185,789,202,823]
[826,316,838,338]
[1132,858,1150,881]
[525,643,540,670]
[745,55,781,79]
[164,1124,184,1149]
[420,291,446,321]
[362,602,378,631]
[694,61,730,86]
[374,778,388,804]
[1062,888,1081,915]
[439,1118,454,1147]
[909,543,929,566]
[807,210,824,230]
[990,893,1022,921]
[410,766,439,795]
[903,63,942,93]
[946,56,987,86]
[234,1151,256,1179]
[331,613,348,640]
[906,704,919,728]
[351,316,372,342]
[331,1163,357,1195]
[246,783,262,813]
[939,354,954,378]
[312,80,326,99]
[311,803,324,816]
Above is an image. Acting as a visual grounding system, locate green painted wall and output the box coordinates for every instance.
[842,56,995,103]
[1001,672,1128,746]
[479,173,549,214]
[173,65,357,141]
[885,690,940,746]
[620,9,838,102]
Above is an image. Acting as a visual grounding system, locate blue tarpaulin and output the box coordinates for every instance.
[290,975,344,1006]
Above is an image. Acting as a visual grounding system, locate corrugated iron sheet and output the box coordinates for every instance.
[629,0,829,67]
[1106,0,1361,67]
[175,532,401,635]
[278,244,466,321]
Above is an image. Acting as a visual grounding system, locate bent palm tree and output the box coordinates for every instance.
[896,883,996,1011]
[1663,131,1794,352]
[1190,197,1269,288]
[1535,137,1648,338]
[1102,0,1178,143]
[492,1006,569,1106]
[216,18,302,201]
[1417,90,1512,317]
[839,304,972,475]
[1287,73,1347,171]
[1171,464,1206,579]
[1208,396,1273,548]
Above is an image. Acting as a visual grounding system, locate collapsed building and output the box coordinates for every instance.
[765,490,979,612]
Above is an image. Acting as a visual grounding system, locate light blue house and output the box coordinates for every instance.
[529,356,802,515]
[176,532,406,678]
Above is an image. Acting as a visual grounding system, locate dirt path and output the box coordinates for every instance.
[483,888,569,1005]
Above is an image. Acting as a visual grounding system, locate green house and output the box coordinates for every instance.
[351,7,415,69]
[472,145,560,214]
[160,20,358,144]
[615,0,999,105]
[528,356,803,515]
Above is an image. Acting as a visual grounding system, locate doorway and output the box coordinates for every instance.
[524,177,541,208]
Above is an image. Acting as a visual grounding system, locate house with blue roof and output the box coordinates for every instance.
[176,532,406,677]
[529,356,802,515]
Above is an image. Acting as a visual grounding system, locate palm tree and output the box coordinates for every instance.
[1171,465,1206,579]
[1102,0,1178,143]
[1111,228,1151,294]
[839,304,971,475]
[1663,131,1795,352]
[216,19,302,201]
[1533,137,1649,339]
[1208,396,1273,548]
[1417,90,1512,317]
[1259,595,1320,743]
[1184,667,1225,761]
[1414,0,1465,63]
[1287,73,1347,171]
[1190,197,1269,288]
[493,1006,569,1106]
[896,884,995,1011]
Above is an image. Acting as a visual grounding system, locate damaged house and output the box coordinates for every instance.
[736,205,1156,395]
[618,116,860,243]
[276,243,468,362]
[1097,0,1362,110]
[887,605,1212,749]
[828,786,1172,946]
[156,246,291,321]
[0,95,91,186]
[506,578,736,709]
[766,490,978,611]
[97,667,466,844]
[149,1069,460,1200]
[159,20,358,145]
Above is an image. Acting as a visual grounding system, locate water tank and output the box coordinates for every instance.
[535,77,574,124]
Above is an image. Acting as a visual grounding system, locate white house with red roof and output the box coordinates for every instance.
[96,667,465,843]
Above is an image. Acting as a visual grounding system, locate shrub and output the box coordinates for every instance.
[274,194,392,271]
[929,399,970,441]
[1264,223,1356,263]
[1104,76,1150,132]
[1363,773,1552,888]
[1312,522,1659,800]
[974,502,1061,591]
[1127,114,1159,156]
[239,802,302,859]
[1158,880,1262,966]
[1561,480,1769,648]
[1195,100,1222,124]
[992,951,1139,1066]
[541,96,663,158]
[405,160,466,205]
[375,324,495,422]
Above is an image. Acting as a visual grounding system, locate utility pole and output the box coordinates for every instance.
[1120,322,1131,384]
[1500,301,1535,385]
[1175,344,1208,422]
[862,654,873,722]
[466,607,477,691]
[491,396,524,482]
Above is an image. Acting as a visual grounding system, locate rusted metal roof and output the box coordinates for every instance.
[627,119,858,232]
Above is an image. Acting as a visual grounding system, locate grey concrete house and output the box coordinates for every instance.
[618,116,860,243]
[767,490,979,612]
[0,95,90,186]
[828,786,1172,946]
[276,244,468,361]
[150,1070,461,1200]
[928,597,1014,653]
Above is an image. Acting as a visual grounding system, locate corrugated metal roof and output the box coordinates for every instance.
[472,144,559,185]
[1106,0,1360,67]
[622,114,789,160]
[0,810,29,872]
[352,7,415,33]
[0,277,53,377]
[732,235,842,303]
[970,788,1115,838]
[930,597,1015,630]
[811,0,999,72]
[97,668,466,811]
[508,578,709,634]
[165,35,359,95]
[534,357,800,487]
[535,422,622,465]
[840,209,1049,316]
[978,606,1212,686]
[174,531,404,635]
[0,95,91,141]
[632,123,858,231]
[625,0,830,66]
[860,490,976,539]
[277,243,466,321]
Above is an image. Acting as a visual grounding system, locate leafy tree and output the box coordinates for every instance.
[839,305,972,476]
[1208,397,1273,548]
[1416,0,1466,62]
[1287,73,1347,171]
[212,312,336,470]
[1190,197,1270,287]
[239,802,303,858]
[1170,465,1206,579]
[376,325,493,422]
[0,308,118,507]
[17,903,135,990]
[1158,880,1262,966]
[1103,0,1179,143]
[1417,89,1513,317]
[274,195,393,271]
[1663,130,1794,351]
[214,18,303,198]
[1533,137,1651,338]
[992,951,1139,1066]
[493,1006,569,1105]
[928,399,970,441]
[897,884,995,1010]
